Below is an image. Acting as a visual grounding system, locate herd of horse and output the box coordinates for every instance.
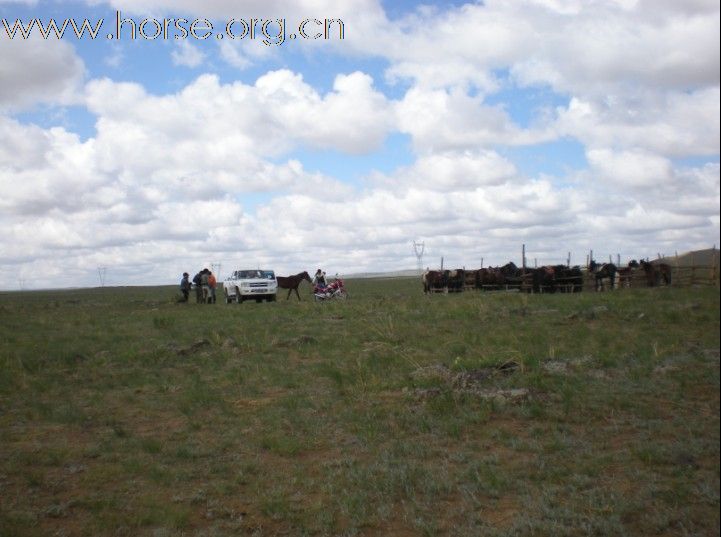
[422,259,673,294]
[274,262,674,299]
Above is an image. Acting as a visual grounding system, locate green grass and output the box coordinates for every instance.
[0,280,719,536]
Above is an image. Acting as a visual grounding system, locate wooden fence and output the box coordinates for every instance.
[458,263,718,293]
[429,250,719,294]
[583,264,719,292]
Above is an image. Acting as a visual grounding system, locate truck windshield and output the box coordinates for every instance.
[234,270,275,279]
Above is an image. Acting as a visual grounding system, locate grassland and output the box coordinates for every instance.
[0,279,719,536]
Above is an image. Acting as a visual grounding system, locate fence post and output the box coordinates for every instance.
[690,252,696,285]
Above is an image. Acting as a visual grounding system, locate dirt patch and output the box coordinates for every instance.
[566,305,610,321]
[542,355,597,376]
[652,364,679,375]
[480,495,522,529]
[409,361,527,402]
[164,339,212,356]
[273,334,318,347]
[221,337,237,349]
[411,361,519,385]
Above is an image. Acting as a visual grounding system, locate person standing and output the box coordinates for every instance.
[179,272,191,302]
[208,271,217,304]
[200,269,210,303]
[312,269,326,289]
[192,271,203,303]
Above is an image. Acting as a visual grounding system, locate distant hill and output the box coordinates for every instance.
[655,248,719,268]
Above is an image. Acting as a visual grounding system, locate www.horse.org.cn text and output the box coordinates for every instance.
[2,12,345,46]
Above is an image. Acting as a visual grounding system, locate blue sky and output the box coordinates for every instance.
[0,0,718,289]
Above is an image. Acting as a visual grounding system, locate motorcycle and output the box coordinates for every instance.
[313,277,348,301]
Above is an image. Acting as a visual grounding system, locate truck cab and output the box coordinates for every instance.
[223,270,278,303]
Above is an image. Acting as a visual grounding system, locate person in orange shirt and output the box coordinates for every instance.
[208,271,217,304]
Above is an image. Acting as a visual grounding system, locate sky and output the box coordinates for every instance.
[0,0,719,289]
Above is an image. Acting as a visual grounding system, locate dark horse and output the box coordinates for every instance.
[276,271,312,300]
[617,260,639,288]
[640,260,672,287]
[589,260,617,291]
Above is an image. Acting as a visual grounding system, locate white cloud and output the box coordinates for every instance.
[171,40,205,67]
[85,69,393,178]
[556,88,720,158]
[217,39,252,69]
[0,36,85,110]
[372,150,518,191]
[372,1,720,94]
[104,44,124,67]
[98,0,377,18]
[0,117,104,215]
[586,148,674,188]
[395,86,555,152]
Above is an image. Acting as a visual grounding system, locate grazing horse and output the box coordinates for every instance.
[276,271,312,300]
[640,260,672,287]
[589,261,617,291]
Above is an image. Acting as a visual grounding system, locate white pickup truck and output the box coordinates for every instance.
[222,269,278,303]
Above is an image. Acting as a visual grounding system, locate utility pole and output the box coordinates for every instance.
[97,266,107,287]
[412,241,425,275]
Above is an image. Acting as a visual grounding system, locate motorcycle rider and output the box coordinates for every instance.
[312,269,327,289]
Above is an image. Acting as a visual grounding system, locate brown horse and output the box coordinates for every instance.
[422,270,446,294]
[640,261,672,287]
[589,260,617,291]
[617,260,639,288]
[276,271,312,300]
